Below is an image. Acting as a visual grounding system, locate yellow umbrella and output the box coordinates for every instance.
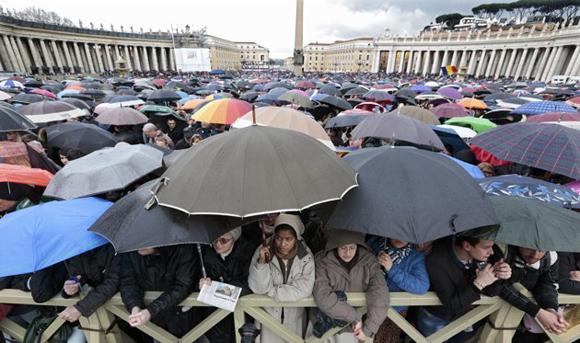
[458,98,488,110]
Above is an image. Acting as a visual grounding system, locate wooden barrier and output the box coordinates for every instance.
[0,289,579,343]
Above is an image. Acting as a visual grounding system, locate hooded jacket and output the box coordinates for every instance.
[248,214,315,343]
[312,229,389,338]
[558,252,580,295]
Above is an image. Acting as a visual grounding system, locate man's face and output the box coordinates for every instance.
[518,247,546,265]
[464,239,495,262]
[274,229,296,256]
[167,120,176,129]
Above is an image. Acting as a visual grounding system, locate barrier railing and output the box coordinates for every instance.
[0,289,579,343]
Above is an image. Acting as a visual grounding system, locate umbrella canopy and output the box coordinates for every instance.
[44,144,163,200]
[153,125,357,217]
[471,123,580,179]
[295,80,316,89]
[431,103,469,118]
[393,106,439,125]
[140,104,176,116]
[0,107,37,133]
[17,100,87,123]
[191,98,252,124]
[61,98,91,111]
[326,147,498,243]
[512,101,577,116]
[437,124,477,139]
[0,163,52,187]
[362,90,394,102]
[410,85,431,93]
[29,88,56,99]
[107,95,145,107]
[95,106,149,126]
[317,95,353,111]
[180,99,211,111]
[467,196,580,252]
[458,98,488,110]
[479,174,580,209]
[325,114,371,129]
[90,180,242,252]
[319,85,341,96]
[0,79,24,90]
[345,86,370,97]
[437,87,462,100]
[0,90,12,101]
[231,106,335,150]
[278,92,314,108]
[352,113,446,151]
[0,197,112,277]
[432,126,471,155]
[525,112,580,123]
[444,117,497,133]
[10,93,45,105]
[45,122,117,155]
[147,89,182,102]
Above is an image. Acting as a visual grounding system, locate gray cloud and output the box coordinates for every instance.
[336,0,511,16]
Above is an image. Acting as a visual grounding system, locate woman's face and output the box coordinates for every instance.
[213,233,235,254]
[274,228,296,256]
[389,239,408,249]
[59,154,69,165]
[337,244,357,262]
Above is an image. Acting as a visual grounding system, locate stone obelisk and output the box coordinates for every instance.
[293,0,304,75]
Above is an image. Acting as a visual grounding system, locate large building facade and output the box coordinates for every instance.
[0,15,265,74]
[304,38,376,73]
[236,42,270,69]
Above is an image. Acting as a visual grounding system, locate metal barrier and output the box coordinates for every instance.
[0,289,579,343]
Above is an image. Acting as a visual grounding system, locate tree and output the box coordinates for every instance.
[436,13,466,28]
[7,6,75,26]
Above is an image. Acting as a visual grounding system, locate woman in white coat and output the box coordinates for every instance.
[249,213,315,343]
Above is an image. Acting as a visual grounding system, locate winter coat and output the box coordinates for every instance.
[120,245,198,328]
[248,215,315,343]
[558,252,580,295]
[63,244,120,317]
[0,263,67,303]
[498,248,559,316]
[312,230,389,339]
[203,238,253,295]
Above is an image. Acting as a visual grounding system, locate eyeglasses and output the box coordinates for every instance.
[213,237,234,245]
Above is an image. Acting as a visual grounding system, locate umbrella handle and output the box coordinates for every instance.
[197,244,207,279]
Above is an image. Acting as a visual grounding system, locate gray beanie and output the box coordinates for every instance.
[228,226,242,241]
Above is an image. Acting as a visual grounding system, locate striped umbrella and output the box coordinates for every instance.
[180,99,211,111]
[512,101,577,116]
[526,112,580,123]
[431,103,469,118]
[191,99,252,124]
[471,123,580,179]
[0,80,24,90]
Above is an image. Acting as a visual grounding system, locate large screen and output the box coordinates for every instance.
[174,48,211,72]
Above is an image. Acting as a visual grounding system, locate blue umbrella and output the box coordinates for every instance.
[512,101,577,116]
[410,85,432,93]
[444,154,485,179]
[176,91,189,99]
[0,197,112,277]
[479,174,580,209]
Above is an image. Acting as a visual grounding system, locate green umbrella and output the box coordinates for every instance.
[140,105,176,116]
[444,117,497,134]
[467,196,580,252]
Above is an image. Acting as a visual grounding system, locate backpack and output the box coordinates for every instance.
[23,314,73,343]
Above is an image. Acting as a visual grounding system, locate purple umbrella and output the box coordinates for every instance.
[431,103,469,118]
[471,123,580,179]
[437,87,462,100]
[410,85,432,93]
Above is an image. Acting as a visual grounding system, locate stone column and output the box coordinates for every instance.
[504,49,518,77]
[104,45,113,72]
[405,51,414,74]
[39,39,54,71]
[484,49,497,78]
[73,42,85,73]
[61,42,74,72]
[459,50,468,72]
[386,49,396,73]
[431,50,442,74]
[494,49,507,79]
[523,48,539,79]
[94,45,105,73]
[422,50,431,76]
[83,43,96,73]
[0,36,17,71]
[50,40,64,72]
[397,51,405,73]
[534,47,551,80]
[441,50,449,68]
[564,45,580,76]
[122,46,132,71]
[513,48,530,80]
[27,38,44,73]
[450,50,458,67]
[169,48,176,71]
[466,50,477,76]
[545,46,564,80]
[474,50,487,77]
[15,37,32,73]
[133,46,142,71]
[151,47,160,71]
[540,47,558,81]
[142,46,151,71]
[8,36,26,72]
[414,50,423,75]
[160,47,168,71]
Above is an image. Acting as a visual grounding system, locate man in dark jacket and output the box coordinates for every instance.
[498,246,568,342]
[558,252,580,294]
[418,236,511,342]
[58,244,120,322]
[199,227,254,343]
[120,244,198,340]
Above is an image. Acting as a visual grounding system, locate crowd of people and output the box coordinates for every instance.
[0,70,578,343]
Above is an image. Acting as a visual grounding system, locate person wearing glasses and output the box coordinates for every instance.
[248,214,315,343]
[199,227,254,343]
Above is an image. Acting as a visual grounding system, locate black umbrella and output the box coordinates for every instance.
[327,147,499,243]
[318,95,353,111]
[147,89,181,102]
[60,98,91,111]
[24,79,44,88]
[10,93,45,105]
[0,107,37,133]
[344,86,369,97]
[89,180,242,252]
[116,88,138,96]
[240,91,261,102]
[61,93,94,102]
[17,100,87,124]
[45,122,117,154]
[319,85,341,96]
[481,109,522,125]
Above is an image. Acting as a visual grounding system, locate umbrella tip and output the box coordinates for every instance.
[252,105,257,126]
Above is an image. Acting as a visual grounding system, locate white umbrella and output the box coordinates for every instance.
[438,124,477,139]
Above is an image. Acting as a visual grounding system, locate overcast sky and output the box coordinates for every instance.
[2,0,510,58]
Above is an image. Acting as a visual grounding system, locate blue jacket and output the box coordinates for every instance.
[367,237,430,295]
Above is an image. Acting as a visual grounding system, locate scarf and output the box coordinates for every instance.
[381,239,412,265]
[333,248,360,272]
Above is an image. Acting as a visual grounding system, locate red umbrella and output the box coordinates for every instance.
[30,88,56,99]
[0,163,53,187]
[295,81,316,89]
[152,79,166,88]
[526,112,580,123]
[431,103,469,118]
